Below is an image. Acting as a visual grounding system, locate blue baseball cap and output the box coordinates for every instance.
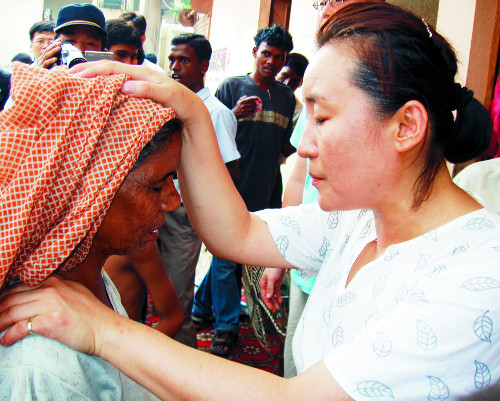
[55,3,106,36]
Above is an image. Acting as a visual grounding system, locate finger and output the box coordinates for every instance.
[262,295,276,312]
[0,291,47,331]
[259,276,268,300]
[0,281,43,301]
[268,296,280,313]
[42,57,57,69]
[70,61,167,85]
[0,318,32,346]
[274,282,283,305]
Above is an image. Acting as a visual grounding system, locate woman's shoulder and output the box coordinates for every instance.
[0,330,125,398]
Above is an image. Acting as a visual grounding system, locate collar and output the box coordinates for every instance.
[196,87,210,101]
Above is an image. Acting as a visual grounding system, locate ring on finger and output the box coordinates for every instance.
[27,317,34,335]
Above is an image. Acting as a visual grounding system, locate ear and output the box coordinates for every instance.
[391,100,428,153]
[252,47,257,58]
[200,59,210,75]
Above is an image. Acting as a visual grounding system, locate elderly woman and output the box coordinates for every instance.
[1,3,498,400]
[0,62,181,399]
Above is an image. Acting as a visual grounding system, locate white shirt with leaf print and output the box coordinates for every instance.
[256,204,500,400]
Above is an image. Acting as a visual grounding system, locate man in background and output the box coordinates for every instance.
[28,21,55,62]
[159,33,240,348]
[105,18,142,64]
[269,52,309,209]
[34,3,107,69]
[192,24,295,357]
[276,52,309,126]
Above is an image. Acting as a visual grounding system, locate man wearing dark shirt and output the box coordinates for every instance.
[192,24,295,357]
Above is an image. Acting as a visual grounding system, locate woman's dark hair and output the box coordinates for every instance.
[135,118,181,167]
[317,2,492,207]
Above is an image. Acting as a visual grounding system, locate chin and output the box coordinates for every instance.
[317,194,356,213]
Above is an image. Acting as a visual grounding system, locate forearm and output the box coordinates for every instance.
[101,314,349,401]
[101,316,288,400]
[176,105,254,263]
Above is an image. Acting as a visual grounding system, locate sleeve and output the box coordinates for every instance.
[255,203,343,272]
[323,258,500,400]
[211,107,240,164]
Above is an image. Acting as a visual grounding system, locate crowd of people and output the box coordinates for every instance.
[0,0,499,400]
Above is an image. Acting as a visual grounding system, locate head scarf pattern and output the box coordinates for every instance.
[0,63,177,288]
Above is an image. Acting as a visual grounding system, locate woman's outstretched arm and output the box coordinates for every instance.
[0,276,350,401]
[70,61,292,270]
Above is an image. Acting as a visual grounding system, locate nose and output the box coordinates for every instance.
[297,118,318,159]
[171,60,181,71]
[160,178,181,212]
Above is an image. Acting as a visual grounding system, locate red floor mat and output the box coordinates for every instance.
[196,316,283,375]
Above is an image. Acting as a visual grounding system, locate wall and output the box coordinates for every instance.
[139,0,162,54]
[204,0,261,92]
[466,0,500,104]
[287,0,319,64]
[437,0,499,105]
[436,0,476,87]
[157,23,193,71]
[0,0,44,69]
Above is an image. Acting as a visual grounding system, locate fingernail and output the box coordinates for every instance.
[121,81,133,94]
[0,337,4,345]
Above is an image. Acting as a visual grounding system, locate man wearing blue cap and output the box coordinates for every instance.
[35,3,107,69]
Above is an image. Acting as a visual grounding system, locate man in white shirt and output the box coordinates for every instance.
[160,33,240,347]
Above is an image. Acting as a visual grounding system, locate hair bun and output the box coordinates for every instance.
[444,96,492,163]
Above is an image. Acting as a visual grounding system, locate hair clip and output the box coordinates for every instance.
[422,18,433,38]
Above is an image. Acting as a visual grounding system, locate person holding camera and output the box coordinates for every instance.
[35,3,107,69]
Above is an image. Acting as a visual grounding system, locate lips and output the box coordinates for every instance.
[309,171,322,187]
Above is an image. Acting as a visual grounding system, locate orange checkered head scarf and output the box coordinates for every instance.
[0,63,177,288]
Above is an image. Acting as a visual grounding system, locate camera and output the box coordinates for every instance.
[56,42,87,68]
